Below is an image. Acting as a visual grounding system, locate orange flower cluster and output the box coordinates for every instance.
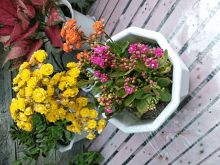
[77,50,90,60]
[61,19,85,53]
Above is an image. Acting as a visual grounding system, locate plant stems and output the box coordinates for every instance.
[104,32,114,43]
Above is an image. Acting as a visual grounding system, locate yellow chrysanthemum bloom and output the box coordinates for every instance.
[33,88,47,102]
[98,119,106,128]
[68,101,76,109]
[40,64,53,76]
[97,126,104,134]
[19,62,30,73]
[67,62,77,69]
[47,85,54,96]
[67,125,75,132]
[13,74,21,84]
[50,73,60,86]
[18,80,26,87]
[63,87,79,98]
[58,81,67,90]
[19,112,28,121]
[25,87,33,97]
[75,125,81,135]
[42,77,50,86]
[66,76,77,86]
[11,112,17,120]
[18,98,25,111]
[66,113,76,122]
[12,86,20,92]
[34,50,48,62]
[50,100,59,110]
[32,69,43,80]
[80,108,90,117]
[20,69,31,81]
[89,110,98,118]
[24,122,33,131]
[69,68,80,77]
[60,98,69,106]
[59,108,67,120]
[87,119,97,129]
[10,99,19,113]
[86,132,96,140]
[27,77,37,88]
[24,107,34,115]
[46,112,59,122]
[17,88,25,99]
[35,104,48,114]
[76,98,88,107]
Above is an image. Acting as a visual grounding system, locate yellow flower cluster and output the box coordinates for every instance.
[10,49,106,140]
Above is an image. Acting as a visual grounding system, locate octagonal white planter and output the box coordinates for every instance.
[103,27,189,133]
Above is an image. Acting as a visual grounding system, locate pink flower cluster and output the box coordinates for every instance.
[94,71,108,83]
[91,55,104,67]
[128,43,149,54]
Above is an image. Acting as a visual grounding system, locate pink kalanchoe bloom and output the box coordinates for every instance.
[105,107,112,113]
[149,59,159,69]
[149,80,154,84]
[100,97,105,102]
[128,44,137,53]
[94,46,104,56]
[125,86,133,94]
[137,43,142,49]
[154,48,163,57]
[104,45,110,50]
[94,71,101,77]
[141,45,149,53]
[100,74,107,83]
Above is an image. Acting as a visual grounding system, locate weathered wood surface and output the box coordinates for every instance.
[87,0,220,164]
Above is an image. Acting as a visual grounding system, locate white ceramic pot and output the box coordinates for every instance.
[58,0,95,51]
[58,130,89,152]
[102,27,189,133]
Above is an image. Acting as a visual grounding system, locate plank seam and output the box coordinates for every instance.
[92,0,102,16]
[168,121,220,165]
[144,94,220,164]
[197,146,220,165]
[99,0,110,20]
[105,0,120,25]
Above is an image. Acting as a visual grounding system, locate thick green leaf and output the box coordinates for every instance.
[136,89,145,99]
[32,113,42,128]
[135,60,148,71]
[134,112,142,118]
[160,92,171,102]
[77,80,89,88]
[36,134,43,139]
[102,80,113,86]
[115,89,128,98]
[159,50,168,67]
[84,102,96,110]
[143,86,152,94]
[99,106,105,114]
[125,93,136,106]
[157,78,170,87]
[10,160,22,165]
[160,67,171,74]
[136,98,149,114]
[110,69,133,77]
[23,156,30,161]
[52,126,63,138]
[121,41,129,53]
[92,82,102,95]
[29,148,39,154]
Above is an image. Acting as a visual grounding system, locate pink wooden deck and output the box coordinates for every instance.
[85,0,220,164]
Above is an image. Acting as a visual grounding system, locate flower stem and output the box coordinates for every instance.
[104,32,114,43]
[51,52,63,71]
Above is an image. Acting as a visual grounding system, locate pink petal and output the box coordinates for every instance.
[45,25,63,48]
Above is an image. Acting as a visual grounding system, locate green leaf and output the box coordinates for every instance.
[77,80,89,88]
[143,86,152,94]
[44,163,56,165]
[159,50,168,67]
[32,113,42,128]
[135,60,148,71]
[157,78,170,87]
[84,102,96,110]
[121,41,129,53]
[29,148,39,154]
[136,89,146,99]
[134,112,142,118]
[69,152,104,165]
[136,98,149,114]
[36,134,43,139]
[52,126,63,138]
[102,80,113,86]
[115,89,128,98]
[92,82,102,95]
[160,67,171,74]
[23,156,30,161]
[125,93,136,106]
[65,131,71,141]
[10,160,22,165]
[160,92,171,102]
[99,106,105,114]
[110,69,133,77]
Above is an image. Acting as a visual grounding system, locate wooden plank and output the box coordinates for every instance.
[169,0,220,55]
[130,0,159,28]
[147,98,220,164]
[144,0,176,30]
[87,0,102,16]
[99,130,131,164]
[179,2,220,68]
[111,0,143,36]
[107,133,145,165]
[104,0,130,35]
[88,122,117,151]
[159,0,198,39]
[93,0,109,20]
[100,0,119,21]
[128,70,220,164]
[199,148,220,165]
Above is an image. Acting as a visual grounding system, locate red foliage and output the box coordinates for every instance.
[45,25,63,48]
